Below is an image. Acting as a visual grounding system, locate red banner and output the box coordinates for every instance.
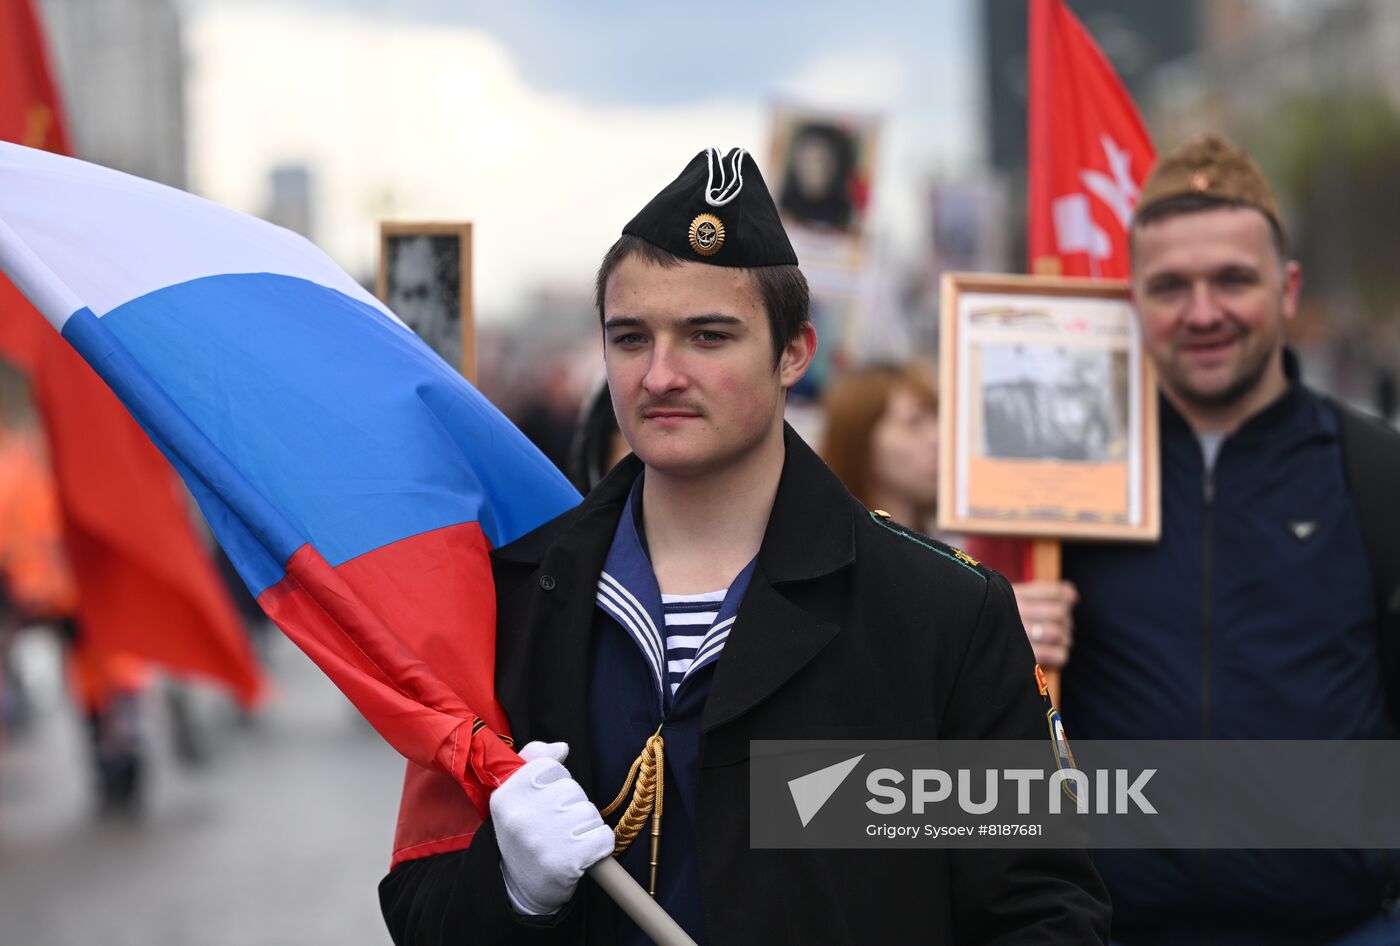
[1028,0,1155,279]
[0,0,263,704]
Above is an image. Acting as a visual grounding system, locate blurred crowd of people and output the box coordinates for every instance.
[2,128,1398,946]
[0,368,266,818]
[0,417,149,814]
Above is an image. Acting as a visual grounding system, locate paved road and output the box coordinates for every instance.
[0,630,409,946]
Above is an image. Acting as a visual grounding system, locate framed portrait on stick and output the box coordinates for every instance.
[937,273,1159,543]
[377,221,475,383]
[769,103,880,270]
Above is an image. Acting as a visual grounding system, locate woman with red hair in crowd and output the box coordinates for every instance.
[819,362,1075,671]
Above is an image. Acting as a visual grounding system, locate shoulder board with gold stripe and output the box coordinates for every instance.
[867,510,986,580]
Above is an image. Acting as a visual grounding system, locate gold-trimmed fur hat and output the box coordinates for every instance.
[1135,132,1284,233]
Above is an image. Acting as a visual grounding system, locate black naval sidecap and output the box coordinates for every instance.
[622,147,799,268]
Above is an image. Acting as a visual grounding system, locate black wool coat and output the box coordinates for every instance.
[381,425,1110,945]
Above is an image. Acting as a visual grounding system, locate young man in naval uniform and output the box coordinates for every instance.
[379,147,1110,945]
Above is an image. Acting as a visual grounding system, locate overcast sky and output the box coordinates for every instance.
[183,0,980,322]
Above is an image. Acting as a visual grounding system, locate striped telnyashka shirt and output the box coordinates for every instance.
[659,589,729,696]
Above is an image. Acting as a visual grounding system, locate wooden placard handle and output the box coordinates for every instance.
[1030,538,1062,706]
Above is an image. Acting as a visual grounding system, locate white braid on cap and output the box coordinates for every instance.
[704,147,746,207]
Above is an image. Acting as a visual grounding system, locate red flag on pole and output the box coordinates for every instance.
[0,0,264,704]
[0,0,71,155]
[1027,0,1155,279]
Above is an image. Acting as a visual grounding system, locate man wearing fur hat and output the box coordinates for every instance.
[1052,134,1400,944]
[379,147,1111,944]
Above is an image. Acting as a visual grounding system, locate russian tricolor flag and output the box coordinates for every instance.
[0,141,581,857]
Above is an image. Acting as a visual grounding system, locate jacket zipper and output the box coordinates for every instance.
[1201,466,1215,740]
[1200,463,1216,926]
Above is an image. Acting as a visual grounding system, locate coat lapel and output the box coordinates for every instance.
[700,565,840,732]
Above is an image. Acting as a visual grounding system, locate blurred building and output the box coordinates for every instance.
[264,164,315,241]
[981,0,1203,271]
[35,0,187,187]
[1140,0,1400,409]
[1146,0,1400,142]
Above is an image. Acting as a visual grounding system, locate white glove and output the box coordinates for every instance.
[492,741,615,916]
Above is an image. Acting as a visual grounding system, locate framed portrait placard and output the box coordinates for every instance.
[937,273,1159,542]
[769,103,880,270]
[376,221,475,383]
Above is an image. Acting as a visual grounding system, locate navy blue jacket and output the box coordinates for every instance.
[1064,359,1398,944]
